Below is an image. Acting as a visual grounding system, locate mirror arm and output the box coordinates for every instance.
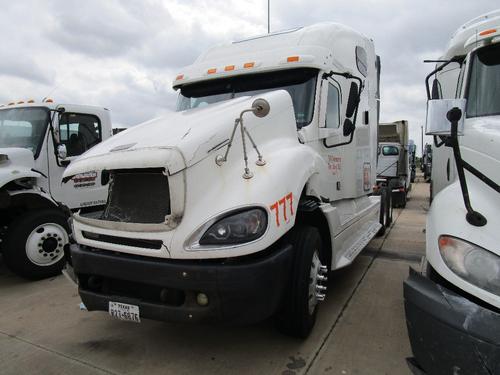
[47,108,66,168]
[322,131,354,149]
[447,108,487,226]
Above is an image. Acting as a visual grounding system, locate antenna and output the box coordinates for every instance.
[267,0,270,33]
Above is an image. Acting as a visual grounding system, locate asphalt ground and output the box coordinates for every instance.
[0,177,429,375]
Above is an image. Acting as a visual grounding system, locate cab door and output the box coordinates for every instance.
[47,108,107,209]
[318,78,345,200]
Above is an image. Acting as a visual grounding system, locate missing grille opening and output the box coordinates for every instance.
[100,168,170,224]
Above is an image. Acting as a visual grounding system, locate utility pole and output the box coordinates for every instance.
[268,0,270,33]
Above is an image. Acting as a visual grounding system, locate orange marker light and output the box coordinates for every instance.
[17,101,24,104]
[45,98,54,103]
[438,236,453,250]
[243,62,255,68]
[8,102,15,105]
[479,28,497,36]
[175,74,184,80]
[207,68,217,74]
[224,65,235,71]
[27,99,35,103]
[287,56,299,62]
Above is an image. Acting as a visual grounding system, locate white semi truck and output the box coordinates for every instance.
[63,23,386,338]
[376,120,411,207]
[0,100,112,279]
[404,10,500,374]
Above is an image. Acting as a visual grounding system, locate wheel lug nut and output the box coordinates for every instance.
[316,285,327,292]
[316,293,326,301]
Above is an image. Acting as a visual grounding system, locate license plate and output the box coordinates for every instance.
[108,301,141,323]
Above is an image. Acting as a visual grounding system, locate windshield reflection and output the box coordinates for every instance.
[0,107,49,155]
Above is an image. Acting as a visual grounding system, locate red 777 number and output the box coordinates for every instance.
[270,192,294,227]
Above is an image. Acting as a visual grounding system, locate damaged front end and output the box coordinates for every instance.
[404,267,500,375]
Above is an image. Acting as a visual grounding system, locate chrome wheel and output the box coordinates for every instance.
[25,223,68,266]
[308,250,328,315]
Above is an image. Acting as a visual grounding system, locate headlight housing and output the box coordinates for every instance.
[199,208,267,246]
[438,235,500,296]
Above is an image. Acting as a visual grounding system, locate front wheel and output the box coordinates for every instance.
[276,226,327,338]
[3,209,69,280]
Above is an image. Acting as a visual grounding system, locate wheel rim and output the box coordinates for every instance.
[308,250,327,315]
[26,223,68,266]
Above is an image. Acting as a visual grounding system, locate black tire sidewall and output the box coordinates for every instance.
[277,226,323,338]
[3,209,69,280]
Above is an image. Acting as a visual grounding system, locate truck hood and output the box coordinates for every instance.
[0,147,40,188]
[64,91,292,177]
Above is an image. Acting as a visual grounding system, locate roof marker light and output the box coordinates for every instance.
[8,102,15,106]
[287,56,300,62]
[479,28,497,36]
[175,74,184,80]
[243,62,255,68]
[17,101,24,104]
[224,65,235,71]
[207,68,217,74]
[27,99,35,103]
[45,98,54,103]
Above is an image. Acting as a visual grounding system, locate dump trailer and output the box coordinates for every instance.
[63,23,386,338]
[404,9,500,375]
[0,100,112,279]
[376,120,410,207]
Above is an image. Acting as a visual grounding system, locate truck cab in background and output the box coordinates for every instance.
[63,23,384,338]
[0,101,112,279]
[404,9,500,374]
[422,143,432,182]
[376,120,411,208]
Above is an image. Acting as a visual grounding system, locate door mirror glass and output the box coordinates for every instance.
[343,118,355,137]
[57,144,67,160]
[426,99,466,136]
[431,78,442,99]
[346,82,359,118]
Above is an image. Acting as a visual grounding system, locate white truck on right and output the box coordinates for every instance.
[404,9,500,375]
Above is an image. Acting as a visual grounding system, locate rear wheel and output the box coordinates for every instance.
[276,226,327,338]
[3,209,69,280]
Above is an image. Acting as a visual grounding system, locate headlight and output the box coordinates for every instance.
[199,208,267,246]
[438,235,500,296]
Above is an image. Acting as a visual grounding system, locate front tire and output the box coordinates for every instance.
[3,209,69,280]
[276,226,326,338]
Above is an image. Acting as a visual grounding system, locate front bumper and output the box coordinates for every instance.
[70,242,293,325]
[404,268,500,375]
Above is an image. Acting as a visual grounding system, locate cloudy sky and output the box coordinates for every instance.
[1,0,498,155]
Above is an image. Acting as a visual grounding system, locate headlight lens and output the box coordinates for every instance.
[199,208,267,245]
[438,235,500,296]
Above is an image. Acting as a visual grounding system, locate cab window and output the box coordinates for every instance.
[59,113,101,157]
[325,84,340,128]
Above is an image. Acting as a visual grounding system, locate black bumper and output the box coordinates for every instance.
[70,243,293,325]
[404,268,500,375]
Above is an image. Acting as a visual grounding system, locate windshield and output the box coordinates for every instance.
[466,43,500,117]
[0,107,49,157]
[176,68,318,128]
[382,145,399,156]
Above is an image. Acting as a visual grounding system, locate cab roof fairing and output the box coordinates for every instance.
[173,22,373,89]
[443,9,500,59]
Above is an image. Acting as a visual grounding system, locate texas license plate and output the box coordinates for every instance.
[108,301,141,323]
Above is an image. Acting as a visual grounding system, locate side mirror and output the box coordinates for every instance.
[426,99,466,136]
[57,144,67,160]
[343,118,355,137]
[346,82,359,118]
